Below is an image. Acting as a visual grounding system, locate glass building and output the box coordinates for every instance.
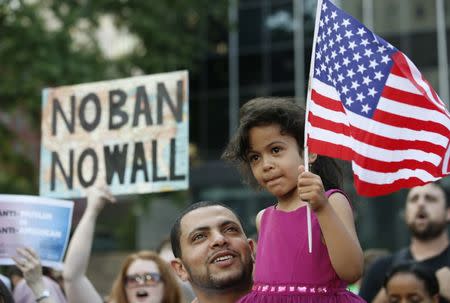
[187,0,450,252]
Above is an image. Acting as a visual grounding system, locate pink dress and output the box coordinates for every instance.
[238,190,366,303]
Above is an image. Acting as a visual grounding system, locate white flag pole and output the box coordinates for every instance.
[303,0,324,254]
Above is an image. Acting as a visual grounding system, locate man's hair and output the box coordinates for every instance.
[170,201,245,259]
[434,180,450,207]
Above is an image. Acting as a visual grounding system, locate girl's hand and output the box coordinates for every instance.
[85,186,116,216]
[297,165,328,212]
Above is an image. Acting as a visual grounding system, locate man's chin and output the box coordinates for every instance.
[209,271,248,289]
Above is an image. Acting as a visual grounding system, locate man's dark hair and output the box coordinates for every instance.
[170,201,245,259]
[434,180,450,208]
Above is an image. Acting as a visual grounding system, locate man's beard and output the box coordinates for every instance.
[186,257,253,291]
[409,220,447,241]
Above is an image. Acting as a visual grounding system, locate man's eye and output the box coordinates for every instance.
[192,234,205,241]
[226,226,238,233]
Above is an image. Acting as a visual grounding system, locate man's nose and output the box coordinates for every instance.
[210,231,227,247]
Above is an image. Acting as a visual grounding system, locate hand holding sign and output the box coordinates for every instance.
[85,186,116,216]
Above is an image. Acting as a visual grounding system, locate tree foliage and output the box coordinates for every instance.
[0,0,226,194]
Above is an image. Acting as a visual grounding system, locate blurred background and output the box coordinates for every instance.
[1,0,450,296]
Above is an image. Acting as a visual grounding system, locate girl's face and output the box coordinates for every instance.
[386,272,438,303]
[124,259,165,303]
[247,124,303,204]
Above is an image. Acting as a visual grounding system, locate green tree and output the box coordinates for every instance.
[0,0,226,194]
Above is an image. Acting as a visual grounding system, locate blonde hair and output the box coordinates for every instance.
[110,250,182,303]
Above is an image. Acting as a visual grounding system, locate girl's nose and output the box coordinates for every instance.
[262,157,274,171]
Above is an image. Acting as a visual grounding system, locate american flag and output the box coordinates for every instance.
[306,0,450,197]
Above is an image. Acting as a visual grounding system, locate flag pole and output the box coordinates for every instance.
[303,0,324,254]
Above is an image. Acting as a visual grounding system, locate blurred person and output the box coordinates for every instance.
[170,201,255,303]
[0,274,11,292]
[384,261,439,303]
[12,247,64,303]
[63,186,182,303]
[348,248,390,294]
[157,238,195,303]
[0,277,14,303]
[360,182,450,303]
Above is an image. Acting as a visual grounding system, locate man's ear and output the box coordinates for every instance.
[247,239,256,262]
[170,258,190,282]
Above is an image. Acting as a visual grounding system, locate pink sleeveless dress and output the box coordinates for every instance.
[238,190,366,302]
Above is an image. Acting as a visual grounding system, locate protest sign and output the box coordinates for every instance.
[39,71,189,198]
[0,195,73,269]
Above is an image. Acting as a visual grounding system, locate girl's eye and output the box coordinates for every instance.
[272,146,281,153]
[248,154,259,162]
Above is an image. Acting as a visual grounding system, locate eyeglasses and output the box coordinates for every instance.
[124,272,162,288]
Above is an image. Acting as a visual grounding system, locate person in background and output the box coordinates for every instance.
[12,247,63,303]
[359,182,450,303]
[63,186,182,303]
[157,237,195,303]
[0,278,14,303]
[384,261,439,303]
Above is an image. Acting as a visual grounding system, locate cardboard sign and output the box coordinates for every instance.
[39,71,189,198]
[0,195,73,269]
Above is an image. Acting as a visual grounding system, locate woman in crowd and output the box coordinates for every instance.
[63,187,182,303]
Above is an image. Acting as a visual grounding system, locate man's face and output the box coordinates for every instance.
[405,183,449,241]
[171,206,254,292]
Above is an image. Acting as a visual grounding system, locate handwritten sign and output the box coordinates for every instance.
[39,71,189,198]
[0,195,73,269]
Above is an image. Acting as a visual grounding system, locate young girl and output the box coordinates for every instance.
[223,97,365,302]
[384,262,439,303]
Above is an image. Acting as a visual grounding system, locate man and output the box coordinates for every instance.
[170,201,255,303]
[359,182,450,303]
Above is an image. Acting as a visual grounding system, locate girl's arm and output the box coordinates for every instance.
[63,187,115,303]
[298,166,363,283]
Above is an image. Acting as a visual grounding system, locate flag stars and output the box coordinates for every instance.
[357,64,367,74]
[329,39,335,48]
[381,55,391,64]
[348,41,357,50]
[339,46,346,55]
[356,92,365,102]
[369,60,379,69]
[333,23,339,31]
[331,11,337,19]
[341,85,350,95]
[342,18,350,27]
[327,27,332,36]
[342,57,351,66]
[353,52,362,62]
[362,76,372,85]
[325,55,330,64]
[345,30,354,38]
[367,87,377,97]
[321,63,327,71]
[360,39,369,47]
[357,28,367,36]
[351,80,360,90]
[374,71,383,80]
[336,34,343,43]
[347,69,356,78]
[337,74,345,82]
[334,61,341,71]
[364,48,374,58]
[315,67,321,76]
[345,97,354,106]
[377,45,386,53]
[361,103,371,114]
[331,51,337,59]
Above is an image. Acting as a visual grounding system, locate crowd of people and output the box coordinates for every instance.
[1,98,449,303]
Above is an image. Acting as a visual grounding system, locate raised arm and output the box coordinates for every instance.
[63,186,115,303]
[13,247,56,303]
[298,165,364,283]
